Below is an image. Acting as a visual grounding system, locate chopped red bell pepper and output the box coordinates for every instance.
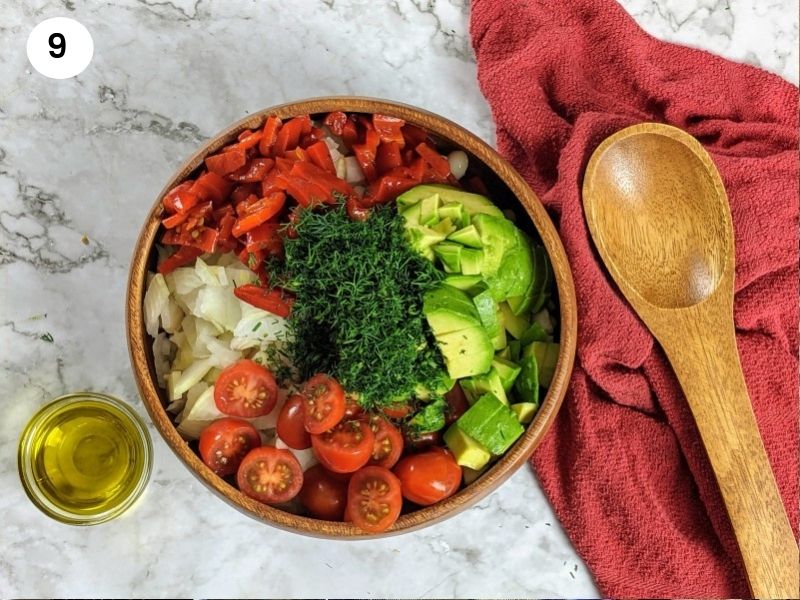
[231,192,286,237]
[274,156,297,174]
[324,112,348,136]
[306,140,336,175]
[341,116,358,147]
[261,168,283,195]
[205,148,247,176]
[235,129,263,151]
[191,171,232,205]
[375,141,402,174]
[157,246,203,275]
[402,124,429,148]
[274,116,311,156]
[352,129,380,182]
[365,174,420,204]
[346,195,372,221]
[227,158,274,183]
[258,116,282,156]
[231,183,259,204]
[162,181,196,214]
[373,115,405,146]
[233,284,294,318]
[289,161,352,196]
[279,175,333,207]
[415,142,451,179]
[245,221,282,256]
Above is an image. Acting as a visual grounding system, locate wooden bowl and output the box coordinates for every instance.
[126,97,577,539]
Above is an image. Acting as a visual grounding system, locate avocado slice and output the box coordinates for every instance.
[405,226,446,254]
[439,202,465,227]
[456,393,524,455]
[499,301,531,339]
[432,217,456,237]
[511,402,537,424]
[419,193,440,226]
[423,285,481,335]
[434,242,462,273]
[472,290,500,338]
[397,184,505,219]
[518,322,549,346]
[507,340,522,362]
[509,245,551,315]
[447,225,483,249]
[434,327,494,379]
[400,202,422,227]
[443,425,492,470]
[530,246,551,313]
[491,321,507,351]
[442,274,483,292]
[513,353,539,406]
[467,368,508,405]
[523,341,559,388]
[492,356,522,392]
[470,214,520,301]
[460,248,484,276]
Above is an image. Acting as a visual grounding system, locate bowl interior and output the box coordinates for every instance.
[126,97,576,539]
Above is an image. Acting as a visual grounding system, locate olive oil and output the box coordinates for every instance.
[18,393,152,524]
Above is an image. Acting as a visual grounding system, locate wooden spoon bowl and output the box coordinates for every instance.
[126,97,577,539]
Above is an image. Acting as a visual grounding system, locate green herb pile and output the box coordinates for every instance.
[272,205,447,410]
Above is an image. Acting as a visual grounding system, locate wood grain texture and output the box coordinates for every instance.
[126,97,577,539]
[583,122,798,598]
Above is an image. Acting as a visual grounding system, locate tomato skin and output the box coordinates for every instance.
[277,394,311,450]
[237,446,303,504]
[311,420,374,474]
[381,402,412,420]
[367,416,404,469]
[214,359,278,418]
[299,464,348,520]
[402,428,442,452]
[198,418,261,477]
[347,466,403,533]
[394,447,462,506]
[302,374,346,434]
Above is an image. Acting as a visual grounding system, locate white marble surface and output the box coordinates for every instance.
[0,0,796,597]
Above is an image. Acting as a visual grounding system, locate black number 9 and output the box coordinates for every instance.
[48,33,66,58]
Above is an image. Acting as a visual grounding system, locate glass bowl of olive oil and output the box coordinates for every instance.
[18,392,153,525]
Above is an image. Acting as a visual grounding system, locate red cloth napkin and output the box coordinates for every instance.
[470,1,799,597]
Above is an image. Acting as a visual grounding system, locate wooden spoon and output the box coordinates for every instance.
[582,122,798,598]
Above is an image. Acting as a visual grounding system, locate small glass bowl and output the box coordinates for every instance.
[18,392,153,525]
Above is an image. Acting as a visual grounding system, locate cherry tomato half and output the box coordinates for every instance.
[347,466,402,533]
[198,418,261,477]
[236,446,303,504]
[343,394,363,419]
[214,359,278,418]
[277,394,311,450]
[301,374,346,434]
[311,419,374,474]
[367,416,404,469]
[393,447,462,506]
[298,464,348,521]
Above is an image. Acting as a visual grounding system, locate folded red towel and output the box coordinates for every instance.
[470,1,799,597]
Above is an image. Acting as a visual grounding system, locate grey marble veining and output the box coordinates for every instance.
[1,0,796,597]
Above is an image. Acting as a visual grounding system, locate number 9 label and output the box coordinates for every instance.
[27,18,93,79]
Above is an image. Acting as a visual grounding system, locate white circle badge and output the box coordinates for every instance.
[27,17,94,79]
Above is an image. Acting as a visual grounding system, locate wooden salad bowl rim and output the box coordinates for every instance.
[126,96,577,539]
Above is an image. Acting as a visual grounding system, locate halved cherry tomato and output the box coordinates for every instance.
[205,148,247,176]
[311,420,374,474]
[237,446,303,504]
[299,464,348,520]
[258,116,282,156]
[214,359,278,418]
[381,402,412,420]
[301,374,346,434]
[277,394,311,450]
[343,394,363,419]
[444,383,470,425]
[233,284,294,317]
[367,416,404,469]
[199,417,261,477]
[393,447,462,506]
[157,245,202,274]
[372,115,405,146]
[347,466,402,533]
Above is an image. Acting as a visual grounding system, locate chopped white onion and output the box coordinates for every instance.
[447,150,469,179]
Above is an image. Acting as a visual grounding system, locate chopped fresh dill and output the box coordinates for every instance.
[40,332,54,343]
[273,205,446,409]
[252,321,262,332]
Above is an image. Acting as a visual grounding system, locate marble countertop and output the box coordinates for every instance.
[1,0,796,597]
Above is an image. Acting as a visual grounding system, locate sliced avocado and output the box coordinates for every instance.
[419,193,441,226]
[507,340,522,362]
[434,242,462,273]
[434,327,494,379]
[512,245,550,315]
[511,402,537,424]
[442,274,483,292]
[519,322,549,346]
[468,368,508,405]
[459,378,480,405]
[397,184,504,219]
[423,285,481,335]
[400,201,422,227]
[497,345,512,360]
[470,214,519,301]
[491,322,507,351]
[456,393,524,455]
[460,248,484,275]
[447,225,483,249]
[432,217,456,237]
[472,289,500,338]
[406,226,447,254]
[443,424,492,470]
[523,341,559,388]
[492,356,522,392]
[499,301,531,339]
[438,202,464,226]
[513,353,539,406]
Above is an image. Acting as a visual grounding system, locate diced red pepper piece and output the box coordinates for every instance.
[227,158,274,183]
[274,116,310,156]
[287,146,309,163]
[235,129,263,151]
[258,116,282,157]
[306,140,336,175]
[157,246,203,275]
[341,117,358,148]
[373,115,405,146]
[274,156,296,174]
[289,161,352,195]
[261,168,283,195]
[299,127,326,149]
[190,171,232,205]
[346,195,372,221]
[375,141,402,175]
[205,148,247,176]
[231,183,259,204]
[464,176,489,196]
[324,111,348,136]
[281,176,332,207]
[402,124,429,148]
[245,221,282,256]
[233,284,294,318]
[415,142,451,178]
[232,192,286,237]
[352,129,381,183]
[162,181,195,214]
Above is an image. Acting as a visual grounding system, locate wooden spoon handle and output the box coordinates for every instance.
[662,298,798,598]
